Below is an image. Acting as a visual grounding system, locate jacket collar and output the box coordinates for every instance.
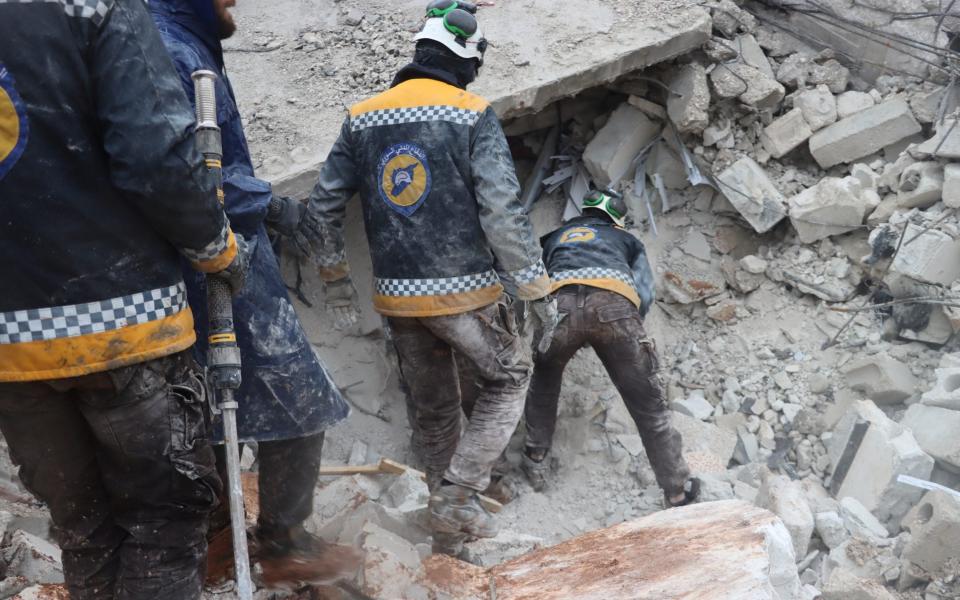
[390,62,462,89]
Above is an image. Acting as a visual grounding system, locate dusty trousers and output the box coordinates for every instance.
[525,286,690,496]
[0,352,220,600]
[213,432,325,536]
[389,301,532,492]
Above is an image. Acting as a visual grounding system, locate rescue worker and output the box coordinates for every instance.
[298,1,559,547]
[0,0,246,597]
[148,0,358,588]
[523,189,701,507]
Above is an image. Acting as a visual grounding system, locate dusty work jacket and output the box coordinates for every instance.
[0,0,236,383]
[150,0,348,442]
[541,215,656,316]
[307,72,550,317]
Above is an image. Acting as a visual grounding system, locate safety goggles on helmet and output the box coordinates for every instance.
[582,188,628,227]
[416,2,488,65]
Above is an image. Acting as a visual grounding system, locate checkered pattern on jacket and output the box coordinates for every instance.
[0,0,114,26]
[180,222,230,263]
[551,267,636,289]
[375,270,499,297]
[350,105,482,133]
[0,282,187,344]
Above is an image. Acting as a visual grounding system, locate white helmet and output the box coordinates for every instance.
[414,8,488,65]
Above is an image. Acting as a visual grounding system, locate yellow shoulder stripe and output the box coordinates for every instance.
[351,79,489,117]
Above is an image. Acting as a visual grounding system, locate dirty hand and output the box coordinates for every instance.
[530,295,560,354]
[213,233,253,296]
[265,195,306,238]
[325,276,360,330]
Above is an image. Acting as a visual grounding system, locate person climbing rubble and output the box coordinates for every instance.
[0,1,247,597]
[298,0,559,552]
[523,189,700,508]
[148,0,358,590]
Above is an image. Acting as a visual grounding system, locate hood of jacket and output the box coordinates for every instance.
[149,0,223,67]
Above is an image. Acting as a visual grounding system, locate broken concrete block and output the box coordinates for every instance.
[899,490,960,576]
[809,99,922,168]
[829,400,934,528]
[890,223,960,286]
[809,60,849,94]
[11,585,68,600]
[896,161,943,209]
[850,163,880,190]
[815,511,849,550]
[711,63,785,109]
[463,531,544,567]
[358,521,421,599]
[788,176,868,243]
[839,497,889,540]
[913,118,960,159]
[757,472,815,560]
[667,63,710,134]
[671,411,737,473]
[920,364,960,411]
[386,471,430,511]
[671,389,714,421]
[794,85,837,131]
[822,568,897,600]
[901,404,960,472]
[418,500,801,600]
[3,531,63,586]
[761,108,813,158]
[715,156,787,233]
[660,257,727,304]
[843,352,918,404]
[836,91,876,119]
[942,163,960,208]
[307,474,381,535]
[583,103,661,188]
[627,95,667,121]
[737,34,775,79]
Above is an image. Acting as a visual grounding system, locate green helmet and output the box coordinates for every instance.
[582,188,627,227]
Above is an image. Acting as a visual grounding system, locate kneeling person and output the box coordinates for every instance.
[523,190,699,507]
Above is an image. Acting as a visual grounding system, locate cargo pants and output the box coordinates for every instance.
[524,286,690,496]
[0,351,220,600]
[389,301,532,492]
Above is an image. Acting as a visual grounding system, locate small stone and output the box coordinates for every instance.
[836,91,876,119]
[794,85,838,131]
[739,255,768,274]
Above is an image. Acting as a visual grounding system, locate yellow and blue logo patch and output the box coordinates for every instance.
[559,226,598,244]
[378,143,431,217]
[0,64,28,181]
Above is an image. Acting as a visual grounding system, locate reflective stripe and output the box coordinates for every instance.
[374,285,502,317]
[375,270,500,297]
[551,268,642,308]
[181,221,230,263]
[502,260,548,286]
[0,0,115,26]
[351,105,481,132]
[0,309,195,382]
[0,282,187,344]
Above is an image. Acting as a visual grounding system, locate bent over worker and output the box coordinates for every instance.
[0,0,246,597]
[298,2,559,545]
[148,0,355,588]
[523,189,700,507]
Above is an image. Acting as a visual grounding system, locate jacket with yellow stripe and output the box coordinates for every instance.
[542,215,656,316]
[0,0,236,382]
[306,75,550,318]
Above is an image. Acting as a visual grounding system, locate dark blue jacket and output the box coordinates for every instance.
[150,0,349,443]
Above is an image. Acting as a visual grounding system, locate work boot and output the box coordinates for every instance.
[664,477,701,508]
[429,483,499,539]
[255,525,363,591]
[521,452,550,492]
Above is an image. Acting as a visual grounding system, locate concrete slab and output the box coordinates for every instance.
[419,500,802,600]
[222,0,711,192]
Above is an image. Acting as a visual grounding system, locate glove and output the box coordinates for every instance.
[530,295,560,354]
[213,233,253,296]
[265,195,307,238]
[325,276,360,330]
